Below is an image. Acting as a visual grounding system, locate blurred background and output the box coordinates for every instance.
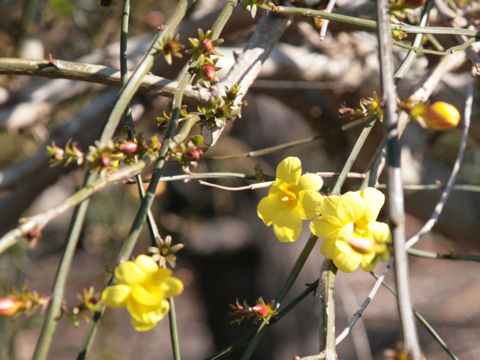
[1,0,480,359]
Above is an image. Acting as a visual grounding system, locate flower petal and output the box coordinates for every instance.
[276,157,301,184]
[129,284,162,308]
[164,277,184,298]
[298,173,323,192]
[130,302,169,332]
[296,190,324,219]
[102,284,131,308]
[358,188,385,225]
[135,255,158,276]
[320,192,364,226]
[319,238,337,259]
[332,241,362,273]
[369,221,391,244]
[257,195,282,226]
[360,253,378,272]
[115,261,145,285]
[272,210,302,242]
[311,218,353,241]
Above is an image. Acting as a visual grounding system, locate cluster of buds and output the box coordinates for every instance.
[63,287,101,327]
[47,136,161,174]
[161,34,185,65]
[229,297,276,324]
[0,283,49,318]
[339,92,384,121]
[188,29,223,87]
[168,135,207,172]
[405,101,461,130]
[46,141,85,166]
[148,234,184,268]
[197,84,242,129]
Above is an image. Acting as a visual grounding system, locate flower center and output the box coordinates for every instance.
[280,186,297,207]
[346,237,374,254]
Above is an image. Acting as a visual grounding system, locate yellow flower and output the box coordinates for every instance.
[257,157,324,242]
[102,255,183,331]
[310,187,391,273]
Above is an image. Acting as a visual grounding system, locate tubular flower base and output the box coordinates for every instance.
[310,188,391,273]
[102,255,183,331]
[257,157,324,242]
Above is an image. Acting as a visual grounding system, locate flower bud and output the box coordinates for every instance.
[201,65,216,82]
[98,154,111,167]
[250,304,268,317]
[185,148,204,161]
[422,102,461,130]
[199,38,215,55]
[0,297,23,317]
[119,141,139,155]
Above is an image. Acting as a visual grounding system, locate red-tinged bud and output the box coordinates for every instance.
[98,154,111,167]
[185,148,204,161]
[0,297,23,317]
[165,41,175,52]
[199,38,215,55]
[201,65,216,82]
[119,141,139,155]
[250,304,268,317]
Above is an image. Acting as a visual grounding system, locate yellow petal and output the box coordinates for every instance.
[257,195,282,226]
[130,305,168,332]
[319,238,337,259]
[369,221,391,243]
[320,192,364,226]
[272,210,302,242]
[276,157,301,185]
[135,255,158,276]
[164,277,184,298]
[358,187,385,225]
[332,241,362,273]
[296,190,324,219]
[150,267,173,286]
[311,218,353,240]
[298,173,323,192]
[360,253,379,272]
[131,316,159,332]
[115,261,145,285]
[129,284,162,308]
[102,284,131,308]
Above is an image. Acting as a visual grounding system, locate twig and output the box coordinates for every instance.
[209,117,367,160]
[272,6,480,37]
[375,0,421,357]
[407,248,480,262]
[372,275,460,360]
[406,80,473,249]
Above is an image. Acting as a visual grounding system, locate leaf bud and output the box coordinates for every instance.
[119,141,139,155]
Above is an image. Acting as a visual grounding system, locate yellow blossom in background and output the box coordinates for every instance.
[102,255,183,331]
[310,187,391,273]
[411,101,461,130]
[257,157,324,242]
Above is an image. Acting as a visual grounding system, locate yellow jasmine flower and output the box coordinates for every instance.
[310,187,391,273]
[257,157,324,242]
[102,255,183,331]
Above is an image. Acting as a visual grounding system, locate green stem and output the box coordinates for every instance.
[394,37,476,56]
[374,276,460,360]
[207,280,319,360]
[209,117,367,160]
[168,298,181,360]
[272,6,480,37]
[240,234,319,360]
[33,173,95,360]
[407,248,480,262]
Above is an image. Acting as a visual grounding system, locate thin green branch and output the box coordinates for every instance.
[240,234,318,360]
[394,37,476,56]
[407,248,480,262]
[372,274,460,360]
[272,6,480,37]
[168,298,181,360]
[209,117,367,160]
